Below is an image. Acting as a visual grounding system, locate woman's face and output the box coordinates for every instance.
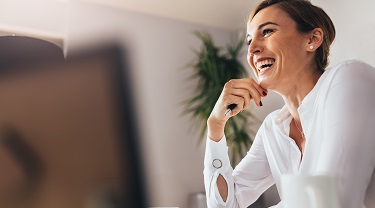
[247,5,312,90]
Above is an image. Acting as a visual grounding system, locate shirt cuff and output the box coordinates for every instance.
[204,135,231,172]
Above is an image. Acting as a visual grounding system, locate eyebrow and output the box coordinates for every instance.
[258,21,279,30]
[246,21,280,41]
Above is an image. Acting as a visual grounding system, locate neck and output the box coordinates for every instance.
[278,69,322,121]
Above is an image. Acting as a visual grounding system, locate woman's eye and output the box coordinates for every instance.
[245,35,252,46]
[262,29,274,37]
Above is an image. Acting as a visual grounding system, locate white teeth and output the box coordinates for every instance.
[256,59,275,71]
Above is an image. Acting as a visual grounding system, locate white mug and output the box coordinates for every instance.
[281,175,340,208]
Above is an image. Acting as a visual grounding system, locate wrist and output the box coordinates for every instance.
[207,116,226,142]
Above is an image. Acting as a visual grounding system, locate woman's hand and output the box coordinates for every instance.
[207,78,267,142]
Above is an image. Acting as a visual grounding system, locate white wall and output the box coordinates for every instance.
[0,0,67,35]
[0,0,67,51]
[312,0,375,67]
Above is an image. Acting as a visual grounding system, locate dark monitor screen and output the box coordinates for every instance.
[0,44,146,208]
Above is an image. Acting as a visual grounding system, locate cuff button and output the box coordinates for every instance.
[212,159,222,169]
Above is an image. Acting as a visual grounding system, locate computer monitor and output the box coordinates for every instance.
[0,44,147,208]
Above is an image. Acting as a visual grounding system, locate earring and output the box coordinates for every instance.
[309,45,314,50]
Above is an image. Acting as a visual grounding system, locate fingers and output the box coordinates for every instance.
[225,88,251,110]
[208,78,267,131]
[231,78,267,98]
[223,78,267,110]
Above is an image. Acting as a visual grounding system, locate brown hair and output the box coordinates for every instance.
[249,0,336,72]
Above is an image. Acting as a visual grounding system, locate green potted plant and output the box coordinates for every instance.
[183,31,258,165]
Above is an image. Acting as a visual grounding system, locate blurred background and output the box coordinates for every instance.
[0,0,374,207]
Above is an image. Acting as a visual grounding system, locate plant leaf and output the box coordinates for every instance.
[182,31,258,166]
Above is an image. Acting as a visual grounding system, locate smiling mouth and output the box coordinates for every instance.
[256,59,275,73]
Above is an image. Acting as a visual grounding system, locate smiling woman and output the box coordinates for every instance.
[203,0,375,207]
[245,3,332,91]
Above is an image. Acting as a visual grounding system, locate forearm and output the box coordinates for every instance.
[207,117,229,202]
[217,174,228,202]
[203,130,273,207]
[203,135,234,207]
[207,116,225,142]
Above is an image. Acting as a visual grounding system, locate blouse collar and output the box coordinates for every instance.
[273,69,330,135]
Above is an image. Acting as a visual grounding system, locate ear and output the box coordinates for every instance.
[306,28,323,52]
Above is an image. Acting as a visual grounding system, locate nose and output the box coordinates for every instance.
[247,38,262,66]
[248,38,262,56]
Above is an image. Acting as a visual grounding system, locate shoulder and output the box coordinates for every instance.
[323,59,375,88]
[253,110,280,141]
[326,59,375,81]
[253,109,281,135]
[262,108,284,128]
[335,59,374,72]
[253,108,286,143]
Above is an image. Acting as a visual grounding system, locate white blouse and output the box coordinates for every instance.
[204,60,375,208]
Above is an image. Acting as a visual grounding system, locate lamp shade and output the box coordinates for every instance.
[0,36,64,69]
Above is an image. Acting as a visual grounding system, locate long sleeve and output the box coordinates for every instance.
[315,60,375,207]
[204,123,275,208]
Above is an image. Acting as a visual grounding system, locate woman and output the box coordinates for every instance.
[203,0,375,207]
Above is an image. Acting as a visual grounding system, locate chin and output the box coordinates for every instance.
[257,77,272,90]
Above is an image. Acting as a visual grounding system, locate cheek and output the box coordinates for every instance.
[276,37,305,57]
[247,54,257,75]
[246,53,251,65]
